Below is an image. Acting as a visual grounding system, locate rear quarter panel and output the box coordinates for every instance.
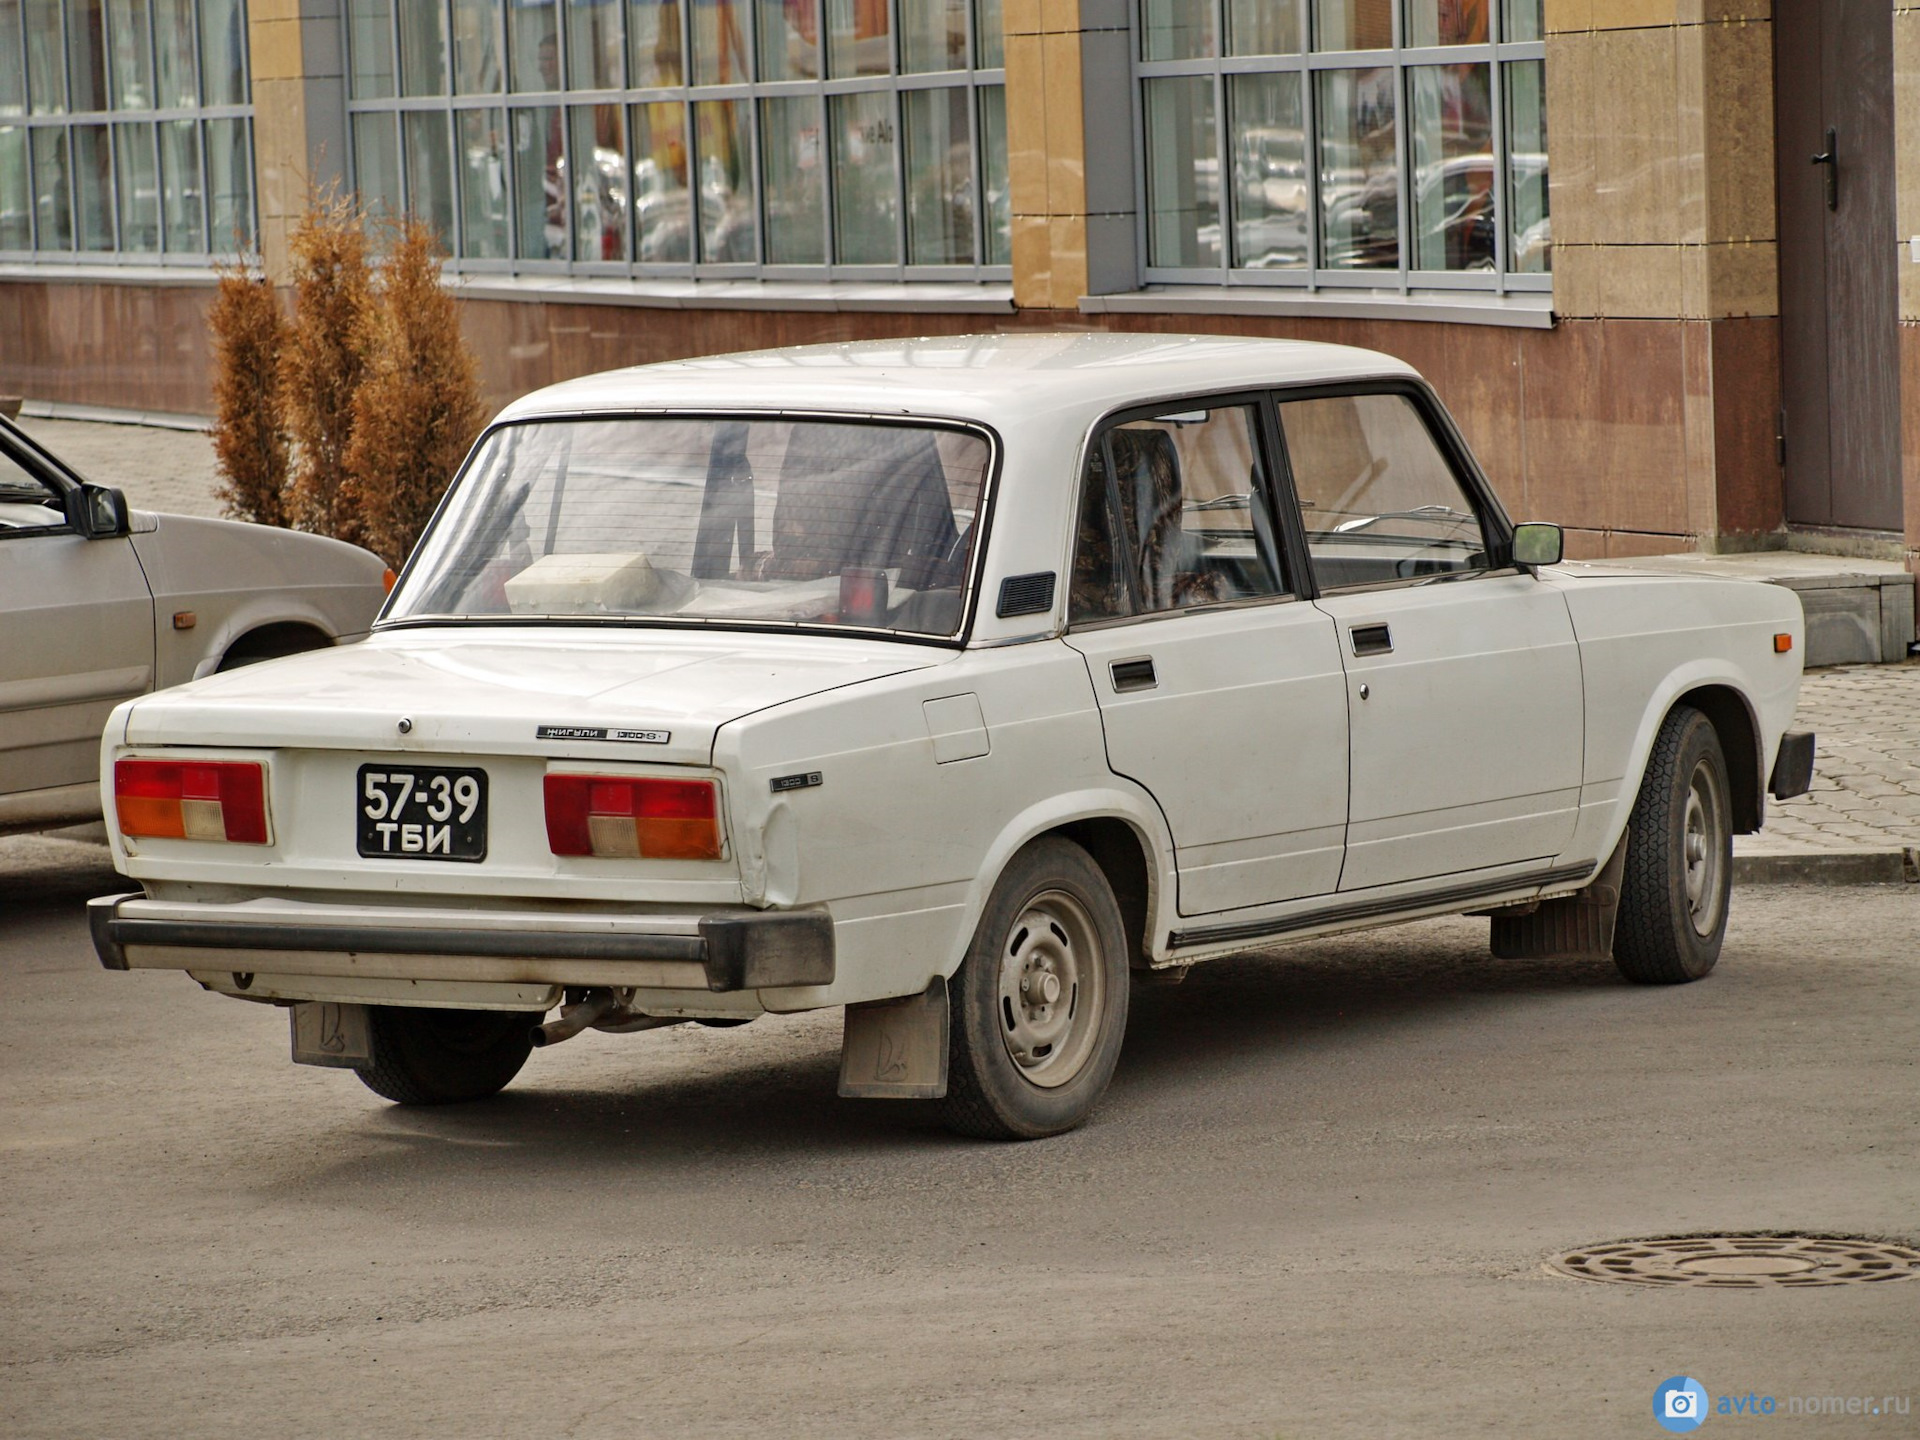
[714,640,1173,1011]
[1550,572,1804,862]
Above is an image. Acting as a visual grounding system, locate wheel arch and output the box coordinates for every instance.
[1675,683,1765,834]
[942,789,1175,979]
[214,619,336,672]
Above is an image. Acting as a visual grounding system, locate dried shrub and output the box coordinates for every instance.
[346,217,485,567]
[207,267,289,527]
[280,193,374,545]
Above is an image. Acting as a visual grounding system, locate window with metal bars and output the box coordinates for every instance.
[0,0,255,261]
[344,0,1010,280]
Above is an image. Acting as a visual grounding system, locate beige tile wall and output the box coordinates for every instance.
[1547,4,1775,320]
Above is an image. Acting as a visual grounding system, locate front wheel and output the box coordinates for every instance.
[938,837,1130,1140]
[355,1006,534,1105]
[1613,706,1732,984]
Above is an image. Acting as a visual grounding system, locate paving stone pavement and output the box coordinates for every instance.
[9,419,1917,881]
[14,415,226,520]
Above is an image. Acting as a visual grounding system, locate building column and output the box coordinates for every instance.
[248,0,348,282]
[1545,1,1782,551]
[1004,0,1135,310]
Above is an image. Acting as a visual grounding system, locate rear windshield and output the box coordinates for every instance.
[388,417,991,638]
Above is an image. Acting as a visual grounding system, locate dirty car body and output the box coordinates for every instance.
[90,335,1814,1138]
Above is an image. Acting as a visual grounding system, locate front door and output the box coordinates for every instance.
[1062,399,1349,916]
[0,433,153,804]
[1774,0,1901,534]
[1275,388,1583,892]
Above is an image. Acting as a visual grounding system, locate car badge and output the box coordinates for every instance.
[536,725,671,744]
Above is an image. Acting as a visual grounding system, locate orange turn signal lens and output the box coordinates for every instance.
[544,774,723,860]
[382,568,399,594]
[1774,633,1793,654]
[114,759,269,844]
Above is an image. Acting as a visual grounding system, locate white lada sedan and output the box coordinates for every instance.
[90,334,1815,1139]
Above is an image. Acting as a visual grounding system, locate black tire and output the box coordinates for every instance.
[1613,705,1732,985]
[355,1006,534,1105]
[938,837,1130,1140]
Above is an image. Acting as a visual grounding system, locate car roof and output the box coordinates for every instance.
[495,332,1421,430]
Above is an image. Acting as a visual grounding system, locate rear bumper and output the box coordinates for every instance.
[1769,730,1816,801]
[89,893,834,994]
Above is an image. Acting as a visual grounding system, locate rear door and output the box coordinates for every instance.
[1061,397,1349,915]
[1273,387,1583,892]
[0,426,153,806]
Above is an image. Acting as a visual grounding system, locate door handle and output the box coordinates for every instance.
[1349,623,1393,657]
[1811,127,1837,211]
[1110,657,1157,692]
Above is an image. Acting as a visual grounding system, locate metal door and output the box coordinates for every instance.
[1774,0,1901,533]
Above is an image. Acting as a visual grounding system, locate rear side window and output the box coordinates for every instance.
[1276,392,1490,590]
[1069,402,1289,624]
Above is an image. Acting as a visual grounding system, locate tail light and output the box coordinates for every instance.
[114,759,270,844]
[544,775,723,861]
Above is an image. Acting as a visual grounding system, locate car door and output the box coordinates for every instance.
[0,426,154,808]
[1273,386,1583,893]
[1061,397,1349,915]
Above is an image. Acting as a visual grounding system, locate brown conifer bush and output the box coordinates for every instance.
[280,193,374,545]
[207,267,289,527]
[345,217,485,567]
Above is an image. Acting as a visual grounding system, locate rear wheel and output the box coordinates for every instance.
[355,1006,533,1105]
[1613,706,1731,985]
[938,837,1130,1140]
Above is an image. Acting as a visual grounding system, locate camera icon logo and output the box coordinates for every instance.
[1655,1375,1710,1432]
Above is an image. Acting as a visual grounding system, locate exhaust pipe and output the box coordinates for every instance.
[531,988,685,1046]
[531,989,617,1047]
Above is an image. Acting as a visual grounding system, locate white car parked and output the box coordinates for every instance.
[90,334,1815,1139]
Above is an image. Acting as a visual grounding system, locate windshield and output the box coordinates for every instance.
[388,416,991,638]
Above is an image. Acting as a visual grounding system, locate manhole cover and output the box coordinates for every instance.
[1549,1235,1920,1288]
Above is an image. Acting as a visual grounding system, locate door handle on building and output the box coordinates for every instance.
[1811,126,1837,211]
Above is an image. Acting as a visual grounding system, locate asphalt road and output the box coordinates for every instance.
[3,847,1916,1439]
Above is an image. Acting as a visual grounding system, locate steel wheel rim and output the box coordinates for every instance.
[995,888,1105,1089]
[1682,757,1726,936]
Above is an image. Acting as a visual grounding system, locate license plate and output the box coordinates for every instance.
[357,764,488,862]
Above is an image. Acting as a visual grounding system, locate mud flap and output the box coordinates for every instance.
[838,978,949,1099]
[290,1002,373,1068]
[1489,836,1628,962]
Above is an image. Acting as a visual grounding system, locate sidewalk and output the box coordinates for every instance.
[8,416,1918,886]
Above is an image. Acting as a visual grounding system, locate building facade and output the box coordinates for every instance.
[3,0,1917,571]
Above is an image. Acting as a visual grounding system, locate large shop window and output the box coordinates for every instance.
[346,0,1010,280]
[0,0,254,260]
[1138,0,1547,292]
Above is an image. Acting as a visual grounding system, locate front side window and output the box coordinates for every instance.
[1071,402,1288,623]
[1277,390,1489,590]
[391,417,989,639]
[0,433,65,532]
[345,0,1009,280]
[1137,0,1547,292]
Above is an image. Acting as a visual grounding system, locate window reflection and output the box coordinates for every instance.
[827,0,890,78]
[831,90,898,264]
[904,86,972,264]
[691,0,749,86]
[112,120,156,250]
[1504,58,1548,271]
[160,116,204,251]
[458,107,508,257]
[1316,66,1396,269]
[761,95,826,264]
[512,104,563,257]
[694,98,753,262]
[1228,72,1305,269]
[570,103,627,260]
[1408,62,1491,272]
[757,0,819,81]
[1313,0,1390,50]
[72,121,111,248]
[628,102,687,261]
[1404,0,1487,47]
[1143,75,1217,269]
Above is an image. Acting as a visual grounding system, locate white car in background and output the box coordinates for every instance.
[88,334,1815,1139]
[0,414,389,836]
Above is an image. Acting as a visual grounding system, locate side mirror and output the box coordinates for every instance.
[64,483,131,540]
[1511,521,1563,568]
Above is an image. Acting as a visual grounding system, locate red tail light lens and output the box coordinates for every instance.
[114,759,270,844]
[544,775,723,861]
